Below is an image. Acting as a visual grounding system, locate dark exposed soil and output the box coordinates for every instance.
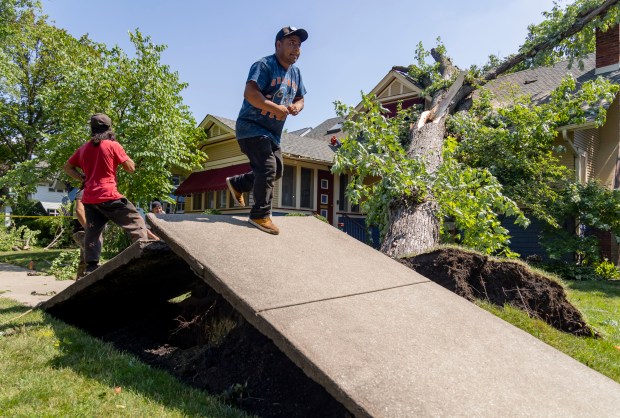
[67,246,592,418]
[400,247,593,336]
[95,282,352,418]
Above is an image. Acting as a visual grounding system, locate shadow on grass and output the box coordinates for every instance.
[45,316,248,417]
[564,279,620,298]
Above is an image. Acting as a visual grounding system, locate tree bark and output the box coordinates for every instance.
[381,116,445,257]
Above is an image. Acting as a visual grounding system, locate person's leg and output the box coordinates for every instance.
[100,198,148,242]
[72,230,87,279]
[267,144,283,205]
[83,204,108,269]
[237,136,277,220]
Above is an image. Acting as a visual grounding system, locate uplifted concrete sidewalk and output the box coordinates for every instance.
[36,214,620,417]
[0,262,73,307]
[140,214,620,417]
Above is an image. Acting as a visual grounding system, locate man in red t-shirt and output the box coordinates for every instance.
[64,113,148,275]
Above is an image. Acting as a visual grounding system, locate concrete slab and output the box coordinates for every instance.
[147,214,427,315]
[147,213,620,417]
[0,263,72,307]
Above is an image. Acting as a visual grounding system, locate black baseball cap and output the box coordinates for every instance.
[90,113,111,133]
[275,26,308,43]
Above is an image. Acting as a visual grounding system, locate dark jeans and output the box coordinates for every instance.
[84,198,148,264]
[229,136,283,219]
[71,230,87,279]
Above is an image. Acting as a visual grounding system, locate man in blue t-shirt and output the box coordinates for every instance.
[226,26,308,235]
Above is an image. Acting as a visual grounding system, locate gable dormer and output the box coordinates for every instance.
[354,68,426,116]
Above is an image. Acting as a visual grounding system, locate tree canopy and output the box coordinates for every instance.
[0,0,206,205]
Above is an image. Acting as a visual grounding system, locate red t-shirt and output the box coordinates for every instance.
[68,140,130,204]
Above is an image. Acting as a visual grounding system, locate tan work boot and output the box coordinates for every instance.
[226,177,245,207]
[249,217,280,235]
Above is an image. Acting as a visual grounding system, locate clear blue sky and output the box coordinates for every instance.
[42,0,557,132]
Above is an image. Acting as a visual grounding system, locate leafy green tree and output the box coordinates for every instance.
[0,0,89,198]
[334,0,620,258]
[0,1,206,206]
[543,181,620,265]
[450,76,619,226]
[44,30,206,205]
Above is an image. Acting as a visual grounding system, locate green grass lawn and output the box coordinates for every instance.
[0,248,65,274]
[0,298,250,417]
[477,277,620,383]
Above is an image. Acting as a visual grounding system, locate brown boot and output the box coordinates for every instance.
[226,177,245,207]
[248,217,280,235]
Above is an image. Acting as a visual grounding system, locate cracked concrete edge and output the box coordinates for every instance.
[40,240,155,310]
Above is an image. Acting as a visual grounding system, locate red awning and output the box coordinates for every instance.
[174,163,251,195]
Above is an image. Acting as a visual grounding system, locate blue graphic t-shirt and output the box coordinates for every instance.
[236,54,306,145]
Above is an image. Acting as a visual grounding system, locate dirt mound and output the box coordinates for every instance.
[400,247,592,336]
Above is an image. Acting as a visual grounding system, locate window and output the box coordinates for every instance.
[192,193,203,211]
[300,167,313,209]
[217,190,227,208]
[205,191,215,209]
[321,194,328,205]
[176,196,185,213]
[320,209,328,218]
[321,179,329,189]
[281,165,296,207]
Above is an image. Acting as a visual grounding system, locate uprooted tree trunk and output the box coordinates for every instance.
[381,0,620,258]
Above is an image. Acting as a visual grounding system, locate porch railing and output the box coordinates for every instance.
[337,214,380,249]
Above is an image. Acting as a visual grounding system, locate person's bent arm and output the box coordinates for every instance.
[121,158,135,173]
[63,161,85,182]
[244,81,289,120]
[146,228,160,241]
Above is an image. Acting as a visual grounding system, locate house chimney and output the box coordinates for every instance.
[596,25,620,74]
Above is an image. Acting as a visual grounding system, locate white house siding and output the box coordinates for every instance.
[31,185,68,214]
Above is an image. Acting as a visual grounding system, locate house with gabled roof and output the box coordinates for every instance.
[181,31,620,262]
[175,115,339,225]
[174,65,428,246]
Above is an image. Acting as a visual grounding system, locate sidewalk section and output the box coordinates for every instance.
[0,263,73,307]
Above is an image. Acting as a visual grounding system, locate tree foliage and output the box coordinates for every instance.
[333,96,528,257]
[334,0,620,259]
[450,75,619,225]
[0,1,206,206]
